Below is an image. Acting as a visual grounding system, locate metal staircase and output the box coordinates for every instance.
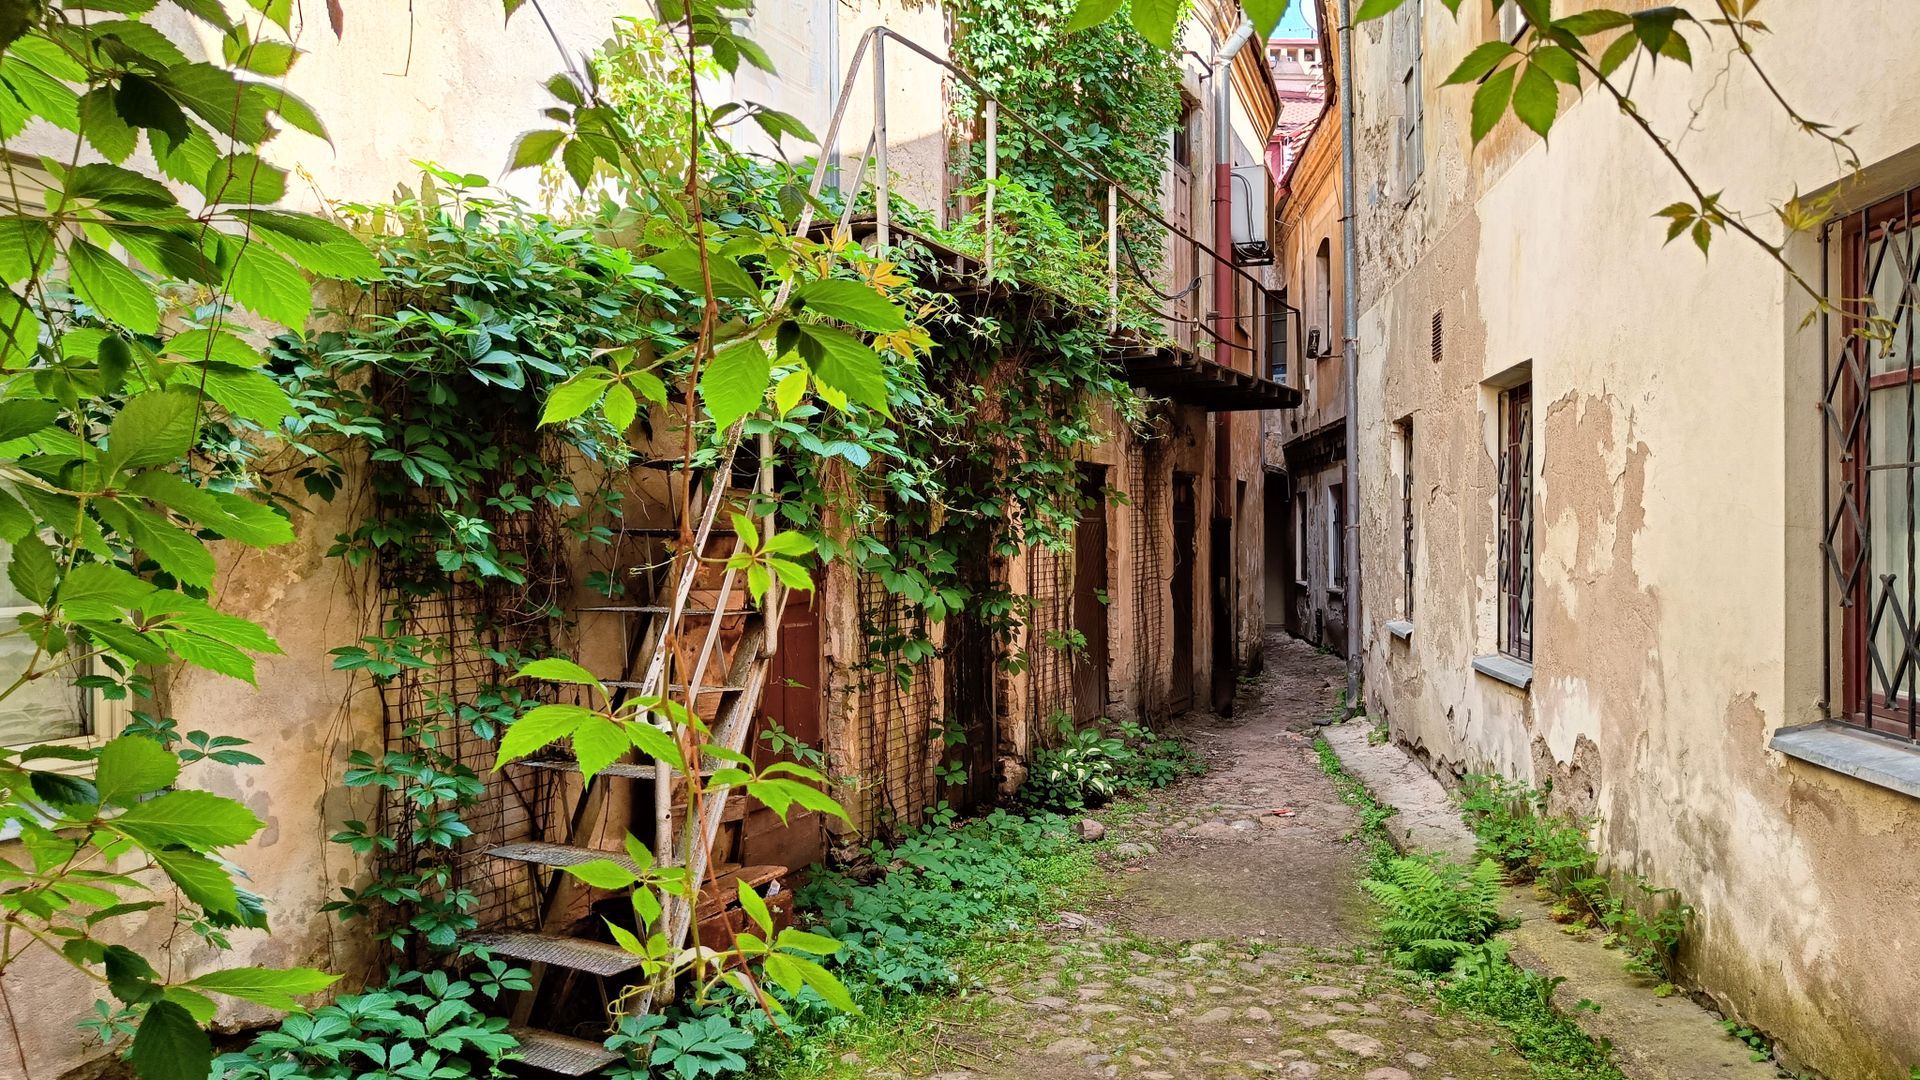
[466,434,796,1075]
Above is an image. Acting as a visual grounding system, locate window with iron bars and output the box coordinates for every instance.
[1498,384,1533,662]
[1398,418,1415,619]
[1822,188,1920,741]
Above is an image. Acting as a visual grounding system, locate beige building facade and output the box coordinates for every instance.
[1349,2,1920,1076]
[0,4,1298,1075]
[1267,9,1349,652]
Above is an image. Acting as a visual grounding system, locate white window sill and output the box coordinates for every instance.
[1770,722,1920,801]
[1472,654,1532,691]
[1386,620,1414,641]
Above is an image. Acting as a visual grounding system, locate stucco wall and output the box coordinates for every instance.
[0,6,637,1077]
[1352,2,1920,1076]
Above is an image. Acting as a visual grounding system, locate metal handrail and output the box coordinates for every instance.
[804,25,1281,375]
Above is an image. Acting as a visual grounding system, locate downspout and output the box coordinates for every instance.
[1212,14,1256,705]
[1336,0,1362,712]
[1212,13,1255,354]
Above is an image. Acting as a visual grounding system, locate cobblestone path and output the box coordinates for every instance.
[842,634,1541,1080]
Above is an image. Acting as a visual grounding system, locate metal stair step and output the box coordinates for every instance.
[513,759,720,780]
[466,932,643,977]
[486,841,641,875]
[605,680,748,693]
[512,760,664,781]
[575,605,747,615]
[507,1025,619,1076]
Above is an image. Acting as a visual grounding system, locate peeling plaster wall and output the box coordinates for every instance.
[1352,2,1920,1076]
[0,7,637,1078]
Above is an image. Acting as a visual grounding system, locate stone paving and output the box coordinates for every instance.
[848,634,1543,1080]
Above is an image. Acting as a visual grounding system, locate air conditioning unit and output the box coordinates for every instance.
[1229,165,1274,267]
[1306,327,1322,359]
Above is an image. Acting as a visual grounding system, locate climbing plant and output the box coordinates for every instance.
[0,1,380,1078]
[949,0,1184,252]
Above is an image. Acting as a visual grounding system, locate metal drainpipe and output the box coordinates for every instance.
[1211,13,1254,694]
[1212,14,1255,352]
[1336,0,1363,714]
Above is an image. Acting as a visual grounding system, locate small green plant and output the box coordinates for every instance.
[1112,718,1204,790]
[1312,736,1399,870]
[1021,716,1203,811]
[215,966,528,1078]
[1442,941,1626,1079]
[607,1012,757,1080]
[1458,774,1695,994]
[1602,877,1693,994]
[1720,1018,1772,1063]
[1024,722,1123,811]
[1362,856,1508,972]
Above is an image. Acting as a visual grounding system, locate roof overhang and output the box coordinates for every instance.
[1117,346,1300,411]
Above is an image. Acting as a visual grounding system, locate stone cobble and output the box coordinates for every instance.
[845,633,1538,1080]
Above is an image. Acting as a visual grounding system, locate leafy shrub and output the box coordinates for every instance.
[215,966,527,1079]
[606,1012,757,1080]
[1440,942,1624,1079]
[1362,856,1508,972]
[1024,725,1124,811]
[1022,716,1203,811]
[1457,774,1694,990]
[1112,719,1205,789]
[1599,877,1693,992]
[1458,774,1594,884]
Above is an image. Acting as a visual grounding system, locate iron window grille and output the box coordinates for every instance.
[1821,190,1920,741]
[1399,419,1415,619]
[1498,384,1533,661]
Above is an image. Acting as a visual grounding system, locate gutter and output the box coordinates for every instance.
[1212,12,1255,351]
[1335,0,1362,710]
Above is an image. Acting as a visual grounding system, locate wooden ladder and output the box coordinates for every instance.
[466,435,794,1075]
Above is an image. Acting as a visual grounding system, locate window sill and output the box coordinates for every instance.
[1770,722,1920,801]
[1386,619,1414,641]
[1472,654,1532,691]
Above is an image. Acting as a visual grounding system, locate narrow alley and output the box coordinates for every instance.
[828,637,1537,1080]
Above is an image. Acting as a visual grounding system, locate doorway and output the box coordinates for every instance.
[1169,474,1196,713]
[1071,467,1110,725]
[1210,516,1235,715]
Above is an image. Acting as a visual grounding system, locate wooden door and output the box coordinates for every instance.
[1071,468,1109,724]
[1210,517,1236,715]
[1169,475,1196,712]
[739,593,826,871]
[1169,164,1195,350]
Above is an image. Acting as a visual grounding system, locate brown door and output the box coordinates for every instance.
[1169,474,1196,713]
[1169,164,1194,351]
[1071,467,1110,725]
[740,593,826,871]
[1210,517,1235,715]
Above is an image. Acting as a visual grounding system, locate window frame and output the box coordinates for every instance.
[1328,481,1347,592]
[1498,0,1526,42]
[1831,191,1920,738]
[1497,384,1534,662]
[1399,0,1425,193]
[1398,418,1415,620]
[1294,492,1309,587]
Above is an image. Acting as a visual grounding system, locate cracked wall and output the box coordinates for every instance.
[1350,2,1920,1076]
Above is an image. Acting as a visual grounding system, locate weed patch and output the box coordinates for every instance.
[1316,739,1624,1080]
[1440,944,1626,1080]
[747,807,1096,1077]
[1362,856,1507,972]
[1459,774,1692,993]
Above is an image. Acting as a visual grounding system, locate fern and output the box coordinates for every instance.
[1362,856,1508,971]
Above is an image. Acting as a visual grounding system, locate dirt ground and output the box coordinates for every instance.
[838,633,1542,1080]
